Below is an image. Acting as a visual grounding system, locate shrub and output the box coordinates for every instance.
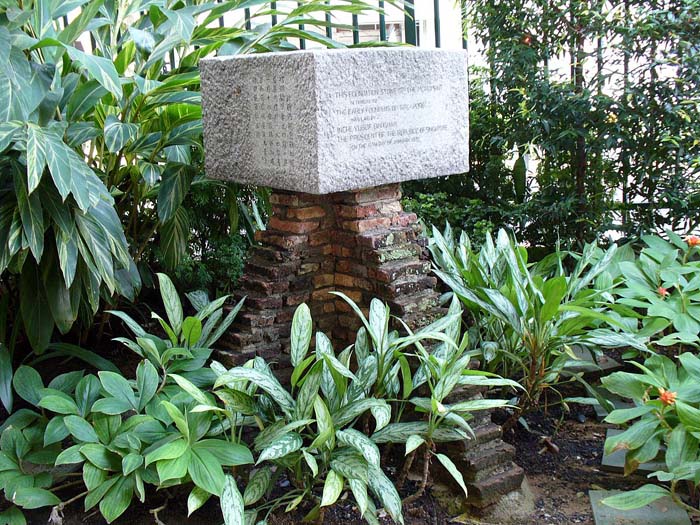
[429,225,648,428]
[0,274,513,524]
[0,0,396,354]
[600,352,700,516]
[611,232,700,351]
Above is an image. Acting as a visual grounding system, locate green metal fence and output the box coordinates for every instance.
[231,1,468,50]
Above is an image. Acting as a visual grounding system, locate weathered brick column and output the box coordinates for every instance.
[221,183,439,371]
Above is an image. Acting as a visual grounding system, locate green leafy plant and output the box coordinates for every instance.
[613,232,700,350]
[109,272,244,388]
[600,352,700,516]
[206,296,513,524]
[0,275,251,524]
[0,0,400,354]
[429,225,649,429]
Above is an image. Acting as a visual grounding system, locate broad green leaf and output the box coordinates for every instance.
[336,429,380,468]
[243,467,271,506]
[601,485,670,510]
[43,416,69,447]
[91,397,132,415]
[170,374,209,405]
[10,487,60,509]
[65,46,122,98]
[405,434,425,455]
[321,469,344,507]
[0,345,12,413]
[256,433,303,464]
[80,443,120,471]
[157,273,183,335]
[187,487,211,516]
[290,303,312,367]
[604,420,660,455]
[156,450,190,483]
[122,453,143,476]
[12,366,43,406]
[98,371,136,409]
[435,453,468,497]
[38,394,79,415]
[144,438,188,466]
[221,475,244,525]
[182,316,202,347]
[64,415,99,443]
[103,115,137,153]
[136,360,159,411]
[189,448,225,496]
[99,475,134,523]
[604,406,654,425]
[192,440,253,467]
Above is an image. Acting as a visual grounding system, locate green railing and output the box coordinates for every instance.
[233,1,468,50]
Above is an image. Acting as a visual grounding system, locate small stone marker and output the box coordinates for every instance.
[593,394,634,421]
[601,429,665,474]
[200,48,469,194]
[589,489,691,525]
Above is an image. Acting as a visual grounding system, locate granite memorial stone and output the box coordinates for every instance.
[200,48,469,194]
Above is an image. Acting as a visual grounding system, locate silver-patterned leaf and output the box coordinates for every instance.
[243,467,271,506]
[256,433,303,464]
[290,303,312,367]
[336,429,380,468]
[320,469,344,507]
[221,475,244,525]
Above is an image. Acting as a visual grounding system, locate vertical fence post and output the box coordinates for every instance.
[298,1,306,48]
[461,0,468,50]
[325,0,332,38]
[404,1,416,45]
[433,0,440,47]
[271,1,278,26]
[379,0,387,41]
[352,14,360,44]
[244,8,251,30]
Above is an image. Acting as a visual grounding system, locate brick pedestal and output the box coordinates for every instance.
[219,183,440,371]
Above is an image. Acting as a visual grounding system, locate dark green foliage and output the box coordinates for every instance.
[407,1,700,248]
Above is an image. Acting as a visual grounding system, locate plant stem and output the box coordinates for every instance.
[59,490,89,510]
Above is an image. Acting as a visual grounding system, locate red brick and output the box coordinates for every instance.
[269,193,300,206]
[357,186,402,204]
[269,217,319,234]
[378,201,404,215]
[299,262,320,274]
[245,296,284,310]
[391,212,418,227]
[265,234,308,250]
[309,230,332,246]
[314,274,335,287]
[342,217,392,233]
[334,204,378,219]
[287,206,326,220]
[312,287,336,301]
[276,309,296,323]
[335,260,368,277]
[285,292,309,307]
[323,302,336,313]
[334,273,355,288]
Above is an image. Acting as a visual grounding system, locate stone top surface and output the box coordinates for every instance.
[201,48,469,194]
